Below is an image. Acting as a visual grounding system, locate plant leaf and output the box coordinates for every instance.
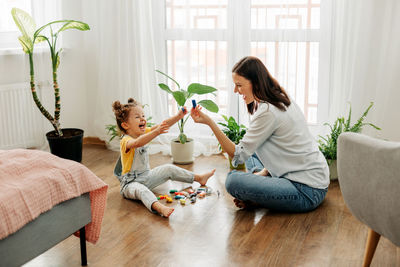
[198,100,219,113]
[158,83,173,94]
[188,83,217,95]
[156,70,180,89]
[172,91,186,106]
[35,35,47,43]
[11,8,36,41]
[57,21,90,33]
[17,35,33,53]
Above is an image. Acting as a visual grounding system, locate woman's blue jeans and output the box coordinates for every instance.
[225,154,327,212]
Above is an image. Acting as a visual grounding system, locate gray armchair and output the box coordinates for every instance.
[337,132,400,267]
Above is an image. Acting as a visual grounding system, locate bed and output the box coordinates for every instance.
[0,149,108,267]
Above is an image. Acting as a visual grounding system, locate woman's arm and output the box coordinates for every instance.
[191,106,236,158]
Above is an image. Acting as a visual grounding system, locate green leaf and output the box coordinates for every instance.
[221,114,228,122]
[17,35,33,53]
[198,100,219,113]
[179,133,187,144]
[11,8,36,41]
[158,83,173,94]
[156,70,180,89]
[172,91,186,106]
[35,35,47,43]
[188,83,217,95]
[57,21,90,33]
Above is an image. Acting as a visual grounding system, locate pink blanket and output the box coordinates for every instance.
[0,149,108,244]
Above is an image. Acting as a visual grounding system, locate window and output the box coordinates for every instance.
[159,0,331,125]
[0,0,32,49]
[0,1,60,50]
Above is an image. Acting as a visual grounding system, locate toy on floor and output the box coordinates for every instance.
[158,186,216,205]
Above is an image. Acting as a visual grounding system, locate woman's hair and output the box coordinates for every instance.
[112,98,141,133]
[232,56,291,114]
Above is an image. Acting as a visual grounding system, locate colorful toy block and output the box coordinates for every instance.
[180,199,186,205]
[166,197,173,203]
[169,189,178,194]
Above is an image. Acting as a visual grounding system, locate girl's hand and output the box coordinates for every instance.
[190,106,211,125]
[178,106,188,119]
[157,121,169,135]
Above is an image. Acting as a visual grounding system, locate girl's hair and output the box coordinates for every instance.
[232,56,291,114]
[112,98,141,133]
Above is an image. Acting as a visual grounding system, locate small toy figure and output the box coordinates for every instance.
[190,196,197,203]
[166,197,173,203]
[180,199,186,205]
[198,192,206,198]
[169,189,178,194]
[192,99,197,108]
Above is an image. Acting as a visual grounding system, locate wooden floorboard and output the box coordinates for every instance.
[23,144,400,267]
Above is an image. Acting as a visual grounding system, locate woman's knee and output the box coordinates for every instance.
[225,170,244,194]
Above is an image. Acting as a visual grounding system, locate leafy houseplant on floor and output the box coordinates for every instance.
[12,8,90,162]
[156,70,219,164]
[318,102,381,180]
[218,115,247,170]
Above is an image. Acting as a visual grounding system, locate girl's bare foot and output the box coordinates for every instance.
[253,168,269,176]
[152,201,174,218]
[194,169,216,186]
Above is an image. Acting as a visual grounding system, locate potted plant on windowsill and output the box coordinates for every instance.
[218,115,247,170]
[156,70,219,164]
[12,8,90,162]
[318,102,381,180]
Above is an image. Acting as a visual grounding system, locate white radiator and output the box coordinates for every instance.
[0,82,45,149]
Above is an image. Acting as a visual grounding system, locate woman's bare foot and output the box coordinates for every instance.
[152,201,174,218]
[233,198,259,209]
[254,168,269,176]
[194,169,216,186]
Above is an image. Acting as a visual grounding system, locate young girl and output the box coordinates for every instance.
[112,98,215,217]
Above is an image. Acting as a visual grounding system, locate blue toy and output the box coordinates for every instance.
[192,99,197,108]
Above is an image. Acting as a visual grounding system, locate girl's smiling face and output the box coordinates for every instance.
[232,72,255,104]
[122,106,147,137]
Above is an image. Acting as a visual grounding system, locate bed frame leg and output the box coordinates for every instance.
[80,227,87,266]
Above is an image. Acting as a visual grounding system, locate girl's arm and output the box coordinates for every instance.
[190,106,236,158]
[163,107,187,127]
[126,122,169,151]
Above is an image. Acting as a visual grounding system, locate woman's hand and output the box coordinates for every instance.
[156,121,169,135]
[190,106,212,125]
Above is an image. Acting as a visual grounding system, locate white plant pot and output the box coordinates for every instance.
[170,138,194,164]
[329,159,338,181]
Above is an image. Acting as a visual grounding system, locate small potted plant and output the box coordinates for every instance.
[218,115,247,170]
[156,70,219,164]
[318,102,381,180]
[12,8,90,162]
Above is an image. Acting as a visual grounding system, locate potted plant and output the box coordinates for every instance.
[156,70,219,164]
[218,115,247,170]
[318,102,381,180]
[11,8,90,162]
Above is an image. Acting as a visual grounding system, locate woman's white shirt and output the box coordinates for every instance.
[232,101,330,189]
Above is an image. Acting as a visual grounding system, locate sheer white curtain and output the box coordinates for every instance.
[329,0,400,141]
[82,0,168,151]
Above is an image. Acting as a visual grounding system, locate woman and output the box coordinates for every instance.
[191,56,329,212]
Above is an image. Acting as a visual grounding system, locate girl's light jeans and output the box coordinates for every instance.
[122,164,194,212]
[225,154,327,212]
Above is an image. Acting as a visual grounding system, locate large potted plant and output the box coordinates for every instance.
[156,70,219,164]
[318,102,381,180]
[218,115,247,170]
[12,8,90,162]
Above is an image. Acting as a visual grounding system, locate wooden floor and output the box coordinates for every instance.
[24,144,400,267]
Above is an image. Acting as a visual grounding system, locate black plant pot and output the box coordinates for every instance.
[46,128,84,162]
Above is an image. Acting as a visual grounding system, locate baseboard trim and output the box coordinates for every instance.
[83,137,106,146]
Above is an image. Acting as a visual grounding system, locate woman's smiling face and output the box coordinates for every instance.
[232,72,255,104]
